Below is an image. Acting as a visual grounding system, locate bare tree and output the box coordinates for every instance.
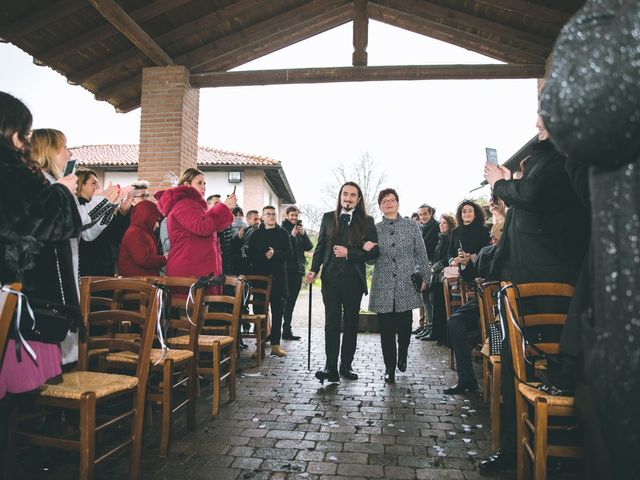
[298,203,324,233]
[322,152,386,217]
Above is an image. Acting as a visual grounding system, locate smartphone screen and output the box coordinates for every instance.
[63,159,77,176]
[485,148,498,166]
[296,220,302,226]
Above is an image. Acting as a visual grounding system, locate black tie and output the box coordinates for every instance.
[340,213,351,225]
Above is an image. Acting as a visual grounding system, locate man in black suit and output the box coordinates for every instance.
[306,182,380,385]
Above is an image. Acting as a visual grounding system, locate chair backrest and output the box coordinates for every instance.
[477,281,500,343]
[201,276,245,341]
[442,276,462,319]
[501,281,575,383]
[459,279,477,304]
[147,276,208,353]
[0,283,20,363]
[79,277,160,383]
[243,275,272,317]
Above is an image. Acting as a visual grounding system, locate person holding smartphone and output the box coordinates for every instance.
[447,200,490,267]
[281,206,314,341]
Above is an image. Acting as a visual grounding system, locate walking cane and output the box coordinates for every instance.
[307,282,312,371]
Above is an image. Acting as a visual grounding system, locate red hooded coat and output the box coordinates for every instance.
[118,200,166,277]
[156,186,233,278]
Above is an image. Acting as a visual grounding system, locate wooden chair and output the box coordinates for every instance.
[477,281,501,450]
[11,277,161,480]
[102,276,206,457]
[240,275,272,367]
[502,281,583,480]
[167,275,244,416]
[0,283,20,363]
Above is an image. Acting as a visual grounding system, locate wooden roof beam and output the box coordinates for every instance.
[69,0,280,85]
[372,0,553,54]
[177,0,353,72]
[368,3,547,64]
[353,0,369,66]
[0,0,84,40]
[38,0,191,63]
[473,0,572,25]
[190,64,546,88]
[88,0,173,66]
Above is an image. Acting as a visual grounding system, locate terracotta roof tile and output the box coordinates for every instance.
[69,144,281,168]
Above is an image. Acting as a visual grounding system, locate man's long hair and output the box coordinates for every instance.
[328,181,370,247]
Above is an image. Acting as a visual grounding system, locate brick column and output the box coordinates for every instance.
[138,66,199,191]
[242,169,264,212]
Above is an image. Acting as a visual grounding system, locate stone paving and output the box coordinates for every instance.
[18,288,514,480]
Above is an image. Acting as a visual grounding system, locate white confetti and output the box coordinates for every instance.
[398,429,406,433]
[475,424,483,429]
[463,438,471,443]
[258,425,266,429]
[447,431,457,436]
[437,451,447,457]
[387,423,395,427]
[328,456,337,462]
[468,451,478,456]
[252,418,259,422]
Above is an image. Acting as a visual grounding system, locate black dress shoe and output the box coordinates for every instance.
[397,358,407,372]
[412,326,424,334]
[478,449,516,475]
[282,332,301,340]
[415,329,430,339]
[419,334,437,341]
[339,366,358,380]
[315,369,340,385]
[443,380,478,395]
[384,371,395,383]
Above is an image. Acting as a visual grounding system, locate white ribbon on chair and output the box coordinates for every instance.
[154,287,168,366]
[184,282,200,328]
[1,285,38,362]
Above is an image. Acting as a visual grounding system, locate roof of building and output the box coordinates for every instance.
[0,1,584,112]
[70,144,295,203]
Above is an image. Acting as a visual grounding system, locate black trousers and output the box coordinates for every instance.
[269,295,285,346]
[447,303,480,385]
[321,278,362,371]
[430,282,447,342]
[283,272,303,334]
[378,310,412,372]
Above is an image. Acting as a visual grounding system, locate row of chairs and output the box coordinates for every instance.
[441,276,583,480]
[0,274,273,479]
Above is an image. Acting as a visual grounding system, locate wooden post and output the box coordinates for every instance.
[352,0,368,66]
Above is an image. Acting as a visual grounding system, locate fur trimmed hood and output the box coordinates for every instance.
[156,185,206,217]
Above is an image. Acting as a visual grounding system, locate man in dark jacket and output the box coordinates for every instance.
[246,205,292,358]
[478,117,589,474]
[281,206,314,341]
[415,204,439,338]
[306,182,380,384]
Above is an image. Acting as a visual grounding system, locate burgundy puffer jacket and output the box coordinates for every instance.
[118,200,165,277]
[156,186,233,279]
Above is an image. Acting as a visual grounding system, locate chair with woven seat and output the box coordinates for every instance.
[240,275,272,367]
[501,281,583,480]
[442,275,464,369]
[10,277,161,480]
[0,282,20,363]
[476,281,501,450]
[102,276,207,457]
[166,275,244,416]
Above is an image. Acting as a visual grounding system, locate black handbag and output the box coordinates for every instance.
[411,272,423,292]
[18,248,80,344]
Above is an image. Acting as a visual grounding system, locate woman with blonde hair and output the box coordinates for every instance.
[156,167,236,282]
[29,129,123,365]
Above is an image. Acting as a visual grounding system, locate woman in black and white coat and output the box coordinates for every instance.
[366,188,431,383]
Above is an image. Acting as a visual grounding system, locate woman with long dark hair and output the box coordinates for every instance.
[448,199,491,262]
[0,92,81,433]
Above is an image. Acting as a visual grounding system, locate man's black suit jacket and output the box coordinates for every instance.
[310,211,380,295]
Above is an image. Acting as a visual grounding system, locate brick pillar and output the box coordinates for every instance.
[242,169,264,212]
[138,66,199,191]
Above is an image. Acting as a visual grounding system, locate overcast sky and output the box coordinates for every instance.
[1,20,539,218]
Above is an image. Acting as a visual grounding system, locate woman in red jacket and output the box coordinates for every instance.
[118,200,166,277]
[156,168,235,280]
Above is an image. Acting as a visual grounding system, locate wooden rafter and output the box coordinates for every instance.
[178,0,353,72]
[38,0,191,63]
[0,0,84,40]
[474,0,572,25]
[352,0,368,66]
[93,3,354,104]
[88,0,173,66]
[190,64,545,88]
[372,0,553,54]
[368,3,547,64]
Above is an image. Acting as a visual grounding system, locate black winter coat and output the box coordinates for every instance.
[281,219,313,275]
[310,211,379,295]
[430,232,452,284]
[540,0,640,472]
[420,218,439,260]
[0,145,81,285]
[447,222,490,260]
[490,140,589,285]
[246,225,292,299]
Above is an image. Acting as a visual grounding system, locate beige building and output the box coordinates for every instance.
[70,144,296,215]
